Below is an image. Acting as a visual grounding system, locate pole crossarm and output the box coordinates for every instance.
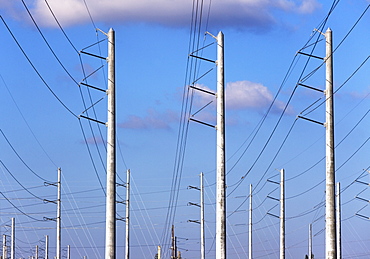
[43,199,57,204]
[188,185,200,191]
[43,217,57,222]
[80,115,106,125]
[355,196,370,203]
[80,82,106,92]
[267,179,279,185]
[297,115,324,126]
[189,117,215,128]
[189,54,215,63]
[188,220,201,224]
[355,213,370,220]
[355,180,370,186]
[267,195,280,202]
[80,50,106,60]
[298,83,324,93]
[267,212,280,219]
[188,202,201,207]
[189,85,216,96]
[297,51,324,60]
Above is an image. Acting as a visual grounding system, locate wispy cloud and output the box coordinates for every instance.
[118,109,179,130]
[2,0,320,30]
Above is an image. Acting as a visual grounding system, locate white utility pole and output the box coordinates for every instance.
[308,224,313,259]
[280,169,285,259]
[249,184,252,259]
[200,172,205,259]
[216,30,226,259]
[57,168,61,259]
[105,27,116,259]
[125,169,130,259]
[336,182,341,259]
[45,235,49,259]
[11,218,14,259]
[3,234,7,259]
[325,27,337,259]
[35,245,38,259]
[67,245,70,259]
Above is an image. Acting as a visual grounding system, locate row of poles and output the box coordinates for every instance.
[101,27,337,259]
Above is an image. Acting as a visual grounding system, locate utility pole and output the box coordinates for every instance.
[67,245,70,259]
[105,27,116,259]
[280,169,285,259]
[249,184,252,259]
[57,168,61,259]
[45,235,49,259]
[325,27,336,259]
[125,169,130,259]
[157,246,161,259]
[187,173,204,259]
[3,234,7,259]
[336,182,341,259]
[35,245,38,259]
[216,30,226,259]
[11,218,14,259]
[200,173,205,259]
[308,224,313,259]
[171,225,175,259]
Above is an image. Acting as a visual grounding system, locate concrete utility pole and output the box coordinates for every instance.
[200,173,205,259]
[280,169,285,259]
[249,184,252,259]
[308,224,313,259]
[35,245,38,259]
[3,234,7,259]
[11,218,14,259]
[125,169,130,259]
[157,246,161,259]
[67,245,70,259]
[171,225,176,259]
[336,182,341,259]
[57,168,61,259]
[45,235,49,259]
[105,28,116,259]
[325,28,337,259]
[216,30,226,259]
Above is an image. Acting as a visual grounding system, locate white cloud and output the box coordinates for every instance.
[226,80,274,110]
[1,0,321,29]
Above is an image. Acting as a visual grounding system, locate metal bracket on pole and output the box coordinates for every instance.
[79,115,106,125]
[297,51,324,60]
[189,117,215,128]
[188,220,200,224]
[189,85,216,95]
[297,115,324,126]
[80,82,106,92]
[189,54,216,63]
[298,83,324,93]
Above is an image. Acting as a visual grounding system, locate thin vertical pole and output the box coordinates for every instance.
[200,173,205,259]
[45,235,49,259]
[157,246,161,259]
[309,224,312,259]
[3,234,7,259]
[216,30,226,259]
[35,245,38,259]
[57,168,61,259]
[67,245,70,259]
[125,169,130,259]
[325,27,337,259]
[105,27,116,259]
[336,182,341,259]
[171,225,175,259]
[11,218,14,259]
[249,184,252,259]
[280,169,285,259]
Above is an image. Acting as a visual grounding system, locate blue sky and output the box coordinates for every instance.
[0,0,370,258]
